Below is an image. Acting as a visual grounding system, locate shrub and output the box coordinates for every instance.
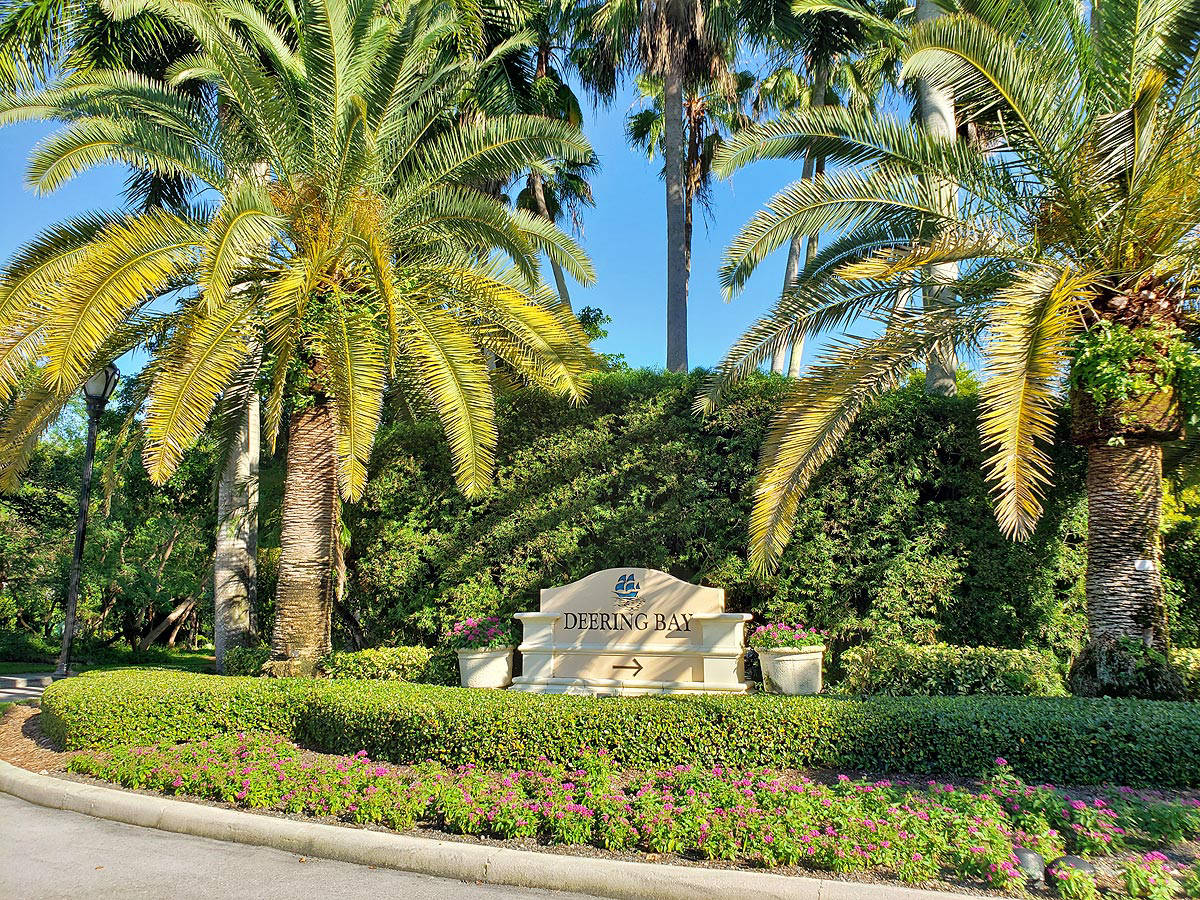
[443,617,517,651]
[73,734,1200,887]
[747,622,825,650]
[320,646,451,683]
[837,643,1069,697]
[0,629,57,663]
[41,670,1200,786]
[222,645,269,676]
[1174,648,1200,699]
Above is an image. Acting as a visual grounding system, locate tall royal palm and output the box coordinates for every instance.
[702,0,1200,695]
[587,0,734,372]
[0,0,597,674]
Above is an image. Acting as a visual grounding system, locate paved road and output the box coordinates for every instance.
[0,793,594,900]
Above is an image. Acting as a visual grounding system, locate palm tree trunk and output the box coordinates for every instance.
[1085,441,1168,646]
[213,392,259,673]
[1069,439,1183,697]
[916,0,959,397]
[663,61,689,373]
[776,61,830,378]
[269,399,337,676]
[528,171,573,310]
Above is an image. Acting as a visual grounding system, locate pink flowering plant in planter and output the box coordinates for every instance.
[749,623,827,695]
[747,622,825,650]
[445,616,517,651]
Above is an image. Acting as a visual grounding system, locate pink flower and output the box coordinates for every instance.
[995,757,1007,766]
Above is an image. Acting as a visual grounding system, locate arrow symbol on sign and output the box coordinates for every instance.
[612,658,644,677]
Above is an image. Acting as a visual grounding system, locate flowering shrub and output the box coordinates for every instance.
[445,617,516,651]
[68,735,1200,891]
[1048,864,1097,900]
[1183,865,1200,898]
[1121,852,1182,899]
[747,623,824,650]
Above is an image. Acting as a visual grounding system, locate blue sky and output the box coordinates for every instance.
[0,84,820,373]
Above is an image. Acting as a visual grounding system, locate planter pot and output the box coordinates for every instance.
[757,646,825,695]
[456,647,515,689]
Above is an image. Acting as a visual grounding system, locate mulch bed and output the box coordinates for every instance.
[0,705,73,772]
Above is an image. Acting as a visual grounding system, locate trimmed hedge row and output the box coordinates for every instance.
[838,643,1068,697]
[40,670,1200,787]
[220,645,457,683]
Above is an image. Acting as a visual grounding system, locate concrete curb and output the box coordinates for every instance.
[0,759,999,900]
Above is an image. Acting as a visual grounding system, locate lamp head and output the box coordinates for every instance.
[83,363,120,406]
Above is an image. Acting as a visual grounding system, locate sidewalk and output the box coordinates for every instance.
[0,673,57,704]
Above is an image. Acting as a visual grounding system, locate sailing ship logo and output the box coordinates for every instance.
[613,572,642,608]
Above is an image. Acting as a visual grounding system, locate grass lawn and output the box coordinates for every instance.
[1,647,214,676]
[0,662,53,676]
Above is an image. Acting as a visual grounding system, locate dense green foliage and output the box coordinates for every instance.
[222,644,454,682]
[0,395,217,654]
[347,370,1095,654]
[321,646,455,684]
[1177,649,1200,699]
[837,643,1068,697]
[43,670,1200,786]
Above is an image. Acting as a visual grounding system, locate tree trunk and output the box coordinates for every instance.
[663,61,689,374]
[916,0,959,397]
[1069,439,1184,698]
[138,597,196,651]
[1085,441,1168,647]
[213,392,259,673]
[268,400,337,676]
[528,171,573,310]
[776,61,830,378]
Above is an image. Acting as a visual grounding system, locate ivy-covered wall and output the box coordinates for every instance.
[344,370,1109,656]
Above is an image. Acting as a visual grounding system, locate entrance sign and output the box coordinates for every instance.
[509,568,750,695]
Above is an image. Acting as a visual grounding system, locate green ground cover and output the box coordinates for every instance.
[42,670,1200,787]
[68,732,1200,895]
[0,661,53,675]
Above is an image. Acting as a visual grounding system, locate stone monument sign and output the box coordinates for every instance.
[509,568,750,695]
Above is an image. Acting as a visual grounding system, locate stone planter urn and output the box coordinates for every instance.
[757,646,825,695]
[456,647,515,689]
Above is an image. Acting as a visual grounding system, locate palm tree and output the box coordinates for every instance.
[518,0,600,311]
[626,70,753,287]
[0,0,267,670]
[701,0,1200,695]
[514,155,598,310]
[0,0,598,674]
[587,0,734,372]
[739,0,911,377]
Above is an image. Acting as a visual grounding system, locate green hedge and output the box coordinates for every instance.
[1176,648,1200,699]
[838,643,1068,697]
[221,645,457,683]
[222,645,270,676]
[41,669,1200,787]
[320,646,456,684]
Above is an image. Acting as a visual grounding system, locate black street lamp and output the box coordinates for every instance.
[55,363,119,677]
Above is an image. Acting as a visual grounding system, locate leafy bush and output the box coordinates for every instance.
[70,735,1196,887]
[347,371,1099,656]
[320,646,454,683]
[747,622,825,650]
[41,670,1200,786]
[838,643,1069,697]
[222,645,270,676]
[0,629,57,663]
[1173,648,1200,699]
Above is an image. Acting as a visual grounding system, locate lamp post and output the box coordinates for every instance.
[55,363,119,677]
